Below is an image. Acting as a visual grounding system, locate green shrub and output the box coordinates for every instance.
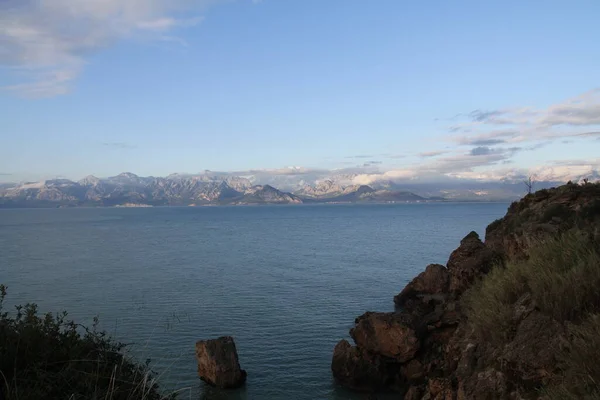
[463,232,600,343]
[461,258,527,344]
[581,199,600,221]
[544,313,600,399]
[485,218,503,234]
[541,203,572,223]
[0,285,174,400]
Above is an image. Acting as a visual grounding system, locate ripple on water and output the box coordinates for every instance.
[0,203,508,399]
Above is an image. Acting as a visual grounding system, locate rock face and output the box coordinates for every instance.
[331,340,394,391]
[485,182,600,261]
[331,182,600,399]
[195,336,247,389]
[350,312,420,362]
[394,264,449,308]
[446,231,500,294]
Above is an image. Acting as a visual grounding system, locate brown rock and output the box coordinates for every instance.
[500,311,562,385]
[350,312,420,362]
[331,339,393,391]
[512,292,536,324]
[402,359,425,382]
[195,336,247,389]
[394,264,450,308]
[485,183,600,261]
[421,301,461,332]
[446,231,500,294]
[457,369,508,400]
[427,378,455,400]
[455,343,477,378]
[405,385,424,400]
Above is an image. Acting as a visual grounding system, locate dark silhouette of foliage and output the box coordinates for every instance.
[0,285,174,400]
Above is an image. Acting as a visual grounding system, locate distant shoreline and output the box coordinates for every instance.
[0,200,513,210]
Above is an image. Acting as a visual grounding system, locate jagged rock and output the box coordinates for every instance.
[457,369,508,400]
[512,292,536,324]
[405,385,425,400]
[394,264,450,308]
[485,183,600,261]
[402,359,425,382]
[455,343,477,378]
[331,340,393,391]
[500,311,563,385]
[195,336,247,389]
[446,232,500,294]
[331,184,600,397]
[350,312,420,362]
[420,301,461,332]
[426,378,455,400]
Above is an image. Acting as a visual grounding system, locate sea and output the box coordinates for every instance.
[0,203,508,399]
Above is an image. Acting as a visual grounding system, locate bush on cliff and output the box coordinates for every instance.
[546,313,600,399]
[463,232,600,397]
[0,285,173,400]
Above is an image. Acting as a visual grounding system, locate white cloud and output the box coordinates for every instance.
[352,169,419,185]
[447,89,600,148]
[0,0,220,97]
[348,157,600,186]
[418,150,448,158]
[541,89,600,126]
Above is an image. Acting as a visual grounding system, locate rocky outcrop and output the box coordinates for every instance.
[332,182,600,399]
[485,182,600,261]
[350,312,420,362]
[331,340,395,391]
[195,336,247,389]
[394,264,449,308]
[446,231,500,294]
[331,229,488,395]
[499,311,563,385]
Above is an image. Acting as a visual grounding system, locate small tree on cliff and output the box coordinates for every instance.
[523,175,535,194]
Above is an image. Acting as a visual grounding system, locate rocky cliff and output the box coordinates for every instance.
[332,182,600,399]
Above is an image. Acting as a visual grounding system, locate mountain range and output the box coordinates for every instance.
[0,171,587,208]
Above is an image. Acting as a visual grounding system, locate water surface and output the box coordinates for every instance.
[0,203,508,399]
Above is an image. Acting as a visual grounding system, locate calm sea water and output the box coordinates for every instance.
[0,203,508,399]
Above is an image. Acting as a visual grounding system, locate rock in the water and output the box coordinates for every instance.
[350,312,420,362]
[331,339,393,391]
[195,336,247,389]
[394,264,450,308]
[446,231,500,294]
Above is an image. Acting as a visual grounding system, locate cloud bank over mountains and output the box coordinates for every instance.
[0,86,598,185]
[341,88,600,185]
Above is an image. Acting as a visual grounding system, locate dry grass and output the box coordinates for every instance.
[462,231,600,397]
[544,313,600,399]
[462,231,600,343]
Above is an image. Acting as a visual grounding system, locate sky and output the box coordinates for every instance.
[1,0,599,183]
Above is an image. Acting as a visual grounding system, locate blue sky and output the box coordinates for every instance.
[1,0,599,183]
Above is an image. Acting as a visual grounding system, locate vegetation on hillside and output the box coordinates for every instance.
[486,181,600,239]
[0,285,173,400]
[463,231,600,398]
